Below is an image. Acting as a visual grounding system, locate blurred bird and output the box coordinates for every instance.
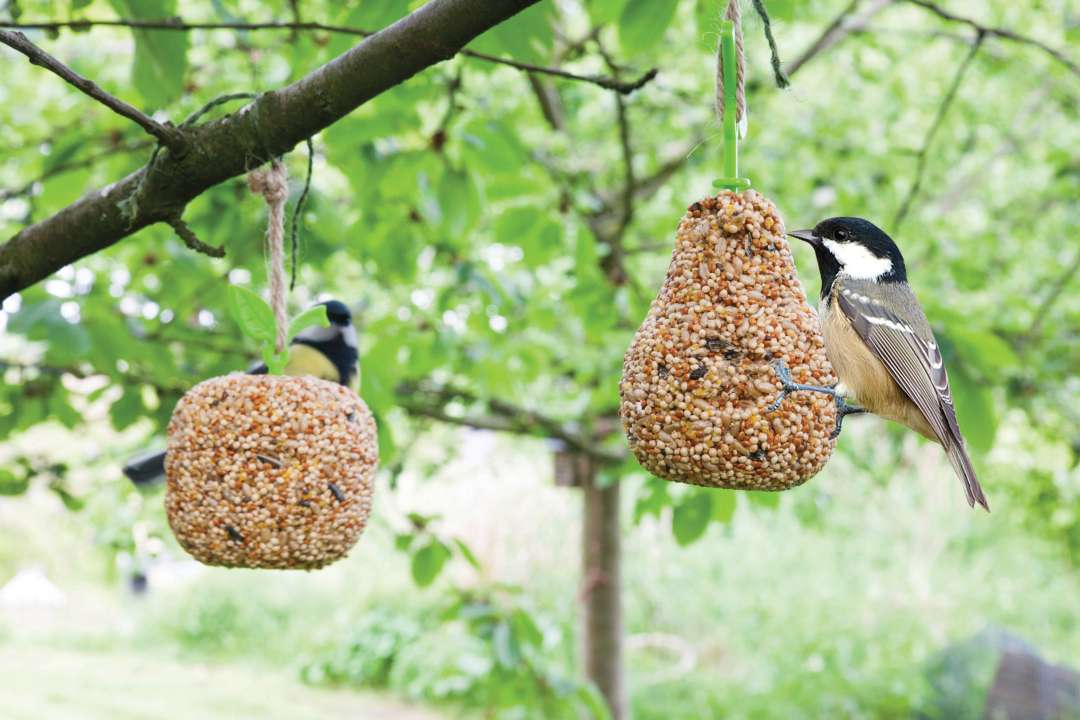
[122,299,359,485]
[770,217,989,511]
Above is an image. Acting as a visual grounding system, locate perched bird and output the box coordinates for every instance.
[122,299,359,485]
[771,217,989,511]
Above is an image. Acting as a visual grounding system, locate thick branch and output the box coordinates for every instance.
[903,0,1079,77]
[0,30,186,151]
[0,17,656,94]
[0,0,539,301]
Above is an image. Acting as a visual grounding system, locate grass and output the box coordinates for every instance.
[0,642,443,720]
[2,417,1079,719]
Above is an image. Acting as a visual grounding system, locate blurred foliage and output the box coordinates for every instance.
[0,0,1078,717]
[303,588,609,720]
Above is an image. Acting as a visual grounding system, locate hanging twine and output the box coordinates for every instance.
[715,0,791,132]
[715,0,747,129]
[248,160,290,354]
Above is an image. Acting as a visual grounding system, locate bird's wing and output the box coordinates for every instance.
[835,281,987,509]
[835,282,955,439]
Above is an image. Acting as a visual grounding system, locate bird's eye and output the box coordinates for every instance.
[835,229,848,240]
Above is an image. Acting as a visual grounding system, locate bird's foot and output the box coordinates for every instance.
[831,396,866,439]
[765,359,838,413]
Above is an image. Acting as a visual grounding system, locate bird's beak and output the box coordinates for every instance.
[788,229,820,247]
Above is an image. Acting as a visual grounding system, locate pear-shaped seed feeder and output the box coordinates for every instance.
[620,16,836,490]
[620,190,836,490]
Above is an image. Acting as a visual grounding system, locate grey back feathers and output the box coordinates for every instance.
[834,277,988,510]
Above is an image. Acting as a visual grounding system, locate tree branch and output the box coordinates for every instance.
[0,17,657,95]
[397,381,625,464]
[0,139,152,202]
[1023,251,1080,341]
[893,31,983,229]
[0,29,187,152]
[463,48,658,94]
[903,0,1079,77]
[165,215,225,258]
[785,0,894,78]
[0,0,540,301]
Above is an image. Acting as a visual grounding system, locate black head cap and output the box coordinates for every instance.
[789,217,907,298]
[319,300,352,326]
[813,217,904,270]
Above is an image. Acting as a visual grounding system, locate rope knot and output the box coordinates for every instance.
[248,160,289,205]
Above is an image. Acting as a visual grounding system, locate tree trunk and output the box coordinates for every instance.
[581,464,628,719]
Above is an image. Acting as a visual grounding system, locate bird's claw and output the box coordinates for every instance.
[765,359,838,414]
[830,396,866,439]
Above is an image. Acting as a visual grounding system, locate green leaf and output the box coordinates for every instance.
[492,621,520,669]
[950,365,997,453]
[587,0,629,25]
[110,387,144,431]
[411,539,452,587]
[228,285,277,345]
[0,470,30,496]
[576,684,615,720]
[948,327,1020,379]
[672,491,712,546]
[49,387,82,430]
[51,483,86,512]
[469,4,554,64]
[263,347,289,376]
[287,305,329,343]
[619,0,678,52]
[712,489,737,523]
[453,538,482,570]
[634,476,671,523]
[108,0,189,108]
[437,169,481,239]
[746,491,781,509]
[394,533,414,552]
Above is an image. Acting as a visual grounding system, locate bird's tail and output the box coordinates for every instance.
[122,449,167,486]
[945,439,989,511]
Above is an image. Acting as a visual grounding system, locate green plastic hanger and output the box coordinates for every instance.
[713,20,752,191]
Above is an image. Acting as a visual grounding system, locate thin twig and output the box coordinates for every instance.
[0,18,659,94]
[397,381,624,464]
[165,214,225,257]
[593,41,635,287]
[1023,252,1080,340]
[0,30,186,152]
[903,0,1079,77]
[785,0,893,77]
[893,31,984,229]
[180,92,259,127]
[462,48,658,94]
[0,139,152,201]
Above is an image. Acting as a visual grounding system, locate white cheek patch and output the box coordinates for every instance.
[296,324,339,342]
[341,324,358,349]
[823,239,893,279]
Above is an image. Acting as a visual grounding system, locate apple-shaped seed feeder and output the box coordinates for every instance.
[164,161,378,569]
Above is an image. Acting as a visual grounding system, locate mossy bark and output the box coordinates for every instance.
[0,0,539,301]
